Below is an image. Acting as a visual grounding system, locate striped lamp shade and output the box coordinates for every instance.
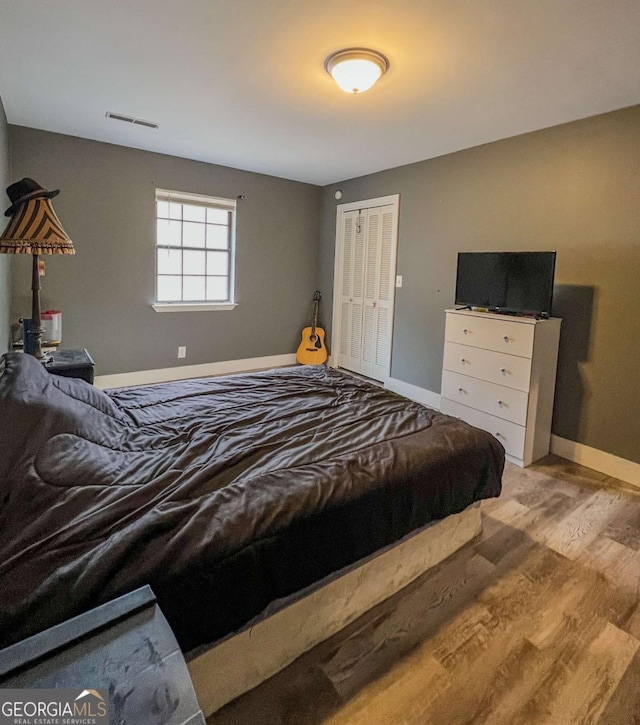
[0,197,74,255]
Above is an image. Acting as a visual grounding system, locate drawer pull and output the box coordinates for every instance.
[463,328,469,335]
[503,335,509,342]
[461,358,467,364]
[495,432,504,439]
[500,367,507,374]
[458,387,465,393]
[498,400,504,407]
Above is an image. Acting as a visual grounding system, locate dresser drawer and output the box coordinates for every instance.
[440,398,526,460]
[443,342,532,392]
[441,370,529,425]
[445,313,535,358]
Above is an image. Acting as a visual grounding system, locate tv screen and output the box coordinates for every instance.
[455,251,556,317]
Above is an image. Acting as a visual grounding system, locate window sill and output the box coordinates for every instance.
[152,303,237,313]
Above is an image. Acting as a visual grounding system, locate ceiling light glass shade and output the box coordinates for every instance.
[325,49,389,94]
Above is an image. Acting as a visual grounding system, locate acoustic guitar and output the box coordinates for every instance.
[296,291,328,365]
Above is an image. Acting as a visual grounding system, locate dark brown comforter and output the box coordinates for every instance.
[0,353,503,651]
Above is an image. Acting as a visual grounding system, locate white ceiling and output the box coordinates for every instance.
[1,0,639,186]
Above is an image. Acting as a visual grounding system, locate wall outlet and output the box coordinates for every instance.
[396,275,403,288]
[178,346,187,359]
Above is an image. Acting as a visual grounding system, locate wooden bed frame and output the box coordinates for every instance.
[187,502,482,716]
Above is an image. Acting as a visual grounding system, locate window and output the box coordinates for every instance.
[153,189,236,311]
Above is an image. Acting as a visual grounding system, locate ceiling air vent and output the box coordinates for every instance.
[106,112,159,130]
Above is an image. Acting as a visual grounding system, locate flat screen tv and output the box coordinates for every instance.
[455,251,556,318]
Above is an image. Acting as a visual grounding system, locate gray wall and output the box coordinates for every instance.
[0,98,10,353]
[9,127,321,375]
[319,105,640,464]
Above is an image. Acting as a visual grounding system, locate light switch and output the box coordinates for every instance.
[396,275,403,288]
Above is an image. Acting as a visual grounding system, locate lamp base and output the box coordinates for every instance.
[28,325,46,360]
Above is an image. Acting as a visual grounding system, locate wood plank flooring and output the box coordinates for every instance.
[208,455,640,725]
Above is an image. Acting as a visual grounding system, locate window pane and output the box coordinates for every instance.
[207,251,228,276]
[207,276,228,301]
[206,224,229,249]
[157,275,182,302]
[183,276,206,301]
[183,221,206,248]
[183,249,206,275]
[157,219,182,247]
[156,193,235,306]
[157,248,182,275]
[183,204,206,222]
[207,207,228,224]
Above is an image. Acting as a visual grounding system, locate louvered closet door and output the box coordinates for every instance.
[360,209,380,379]
[360,205,395,382]
[338,210,366,373]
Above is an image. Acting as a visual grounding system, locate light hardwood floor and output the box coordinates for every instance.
[209,456,640,725]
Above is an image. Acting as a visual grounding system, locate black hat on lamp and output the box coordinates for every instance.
[0,179,74,360]
[4,178,60,217]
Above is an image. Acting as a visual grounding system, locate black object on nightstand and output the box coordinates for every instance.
[44,348,95,384]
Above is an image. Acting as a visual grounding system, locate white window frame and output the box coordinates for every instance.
[152,188,237,312]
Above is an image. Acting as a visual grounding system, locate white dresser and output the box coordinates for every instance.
[440,309,562,467]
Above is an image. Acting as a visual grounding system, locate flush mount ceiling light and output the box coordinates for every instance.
[324,48,389,94]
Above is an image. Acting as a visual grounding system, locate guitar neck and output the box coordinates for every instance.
[311,300,319,335]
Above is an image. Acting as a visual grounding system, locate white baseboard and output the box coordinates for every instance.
[381,377,640,488]
[550,435,640,488]
[384,377,442,410]
[95,353,297,390]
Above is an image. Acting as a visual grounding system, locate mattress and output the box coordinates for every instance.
[0,353,503,650]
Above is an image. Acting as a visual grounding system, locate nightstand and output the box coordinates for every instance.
[44,348,95,384]
[0,586,206,725]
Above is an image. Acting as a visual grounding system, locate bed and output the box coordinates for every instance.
[0,352,503,710]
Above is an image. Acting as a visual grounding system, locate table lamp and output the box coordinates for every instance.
[0,178,74,360]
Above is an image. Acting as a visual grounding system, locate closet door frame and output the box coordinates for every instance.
[331,194,400,381]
